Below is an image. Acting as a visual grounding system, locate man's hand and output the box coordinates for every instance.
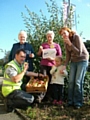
[11,62,29,83]
[24,62,29,72]
[39,73,44,77]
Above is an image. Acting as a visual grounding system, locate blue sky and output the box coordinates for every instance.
[0,0,90,59]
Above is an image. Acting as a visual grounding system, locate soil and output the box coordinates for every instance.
[1,77,90,120]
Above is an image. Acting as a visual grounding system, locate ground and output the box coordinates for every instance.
[0,77,90,120]
[18,101,90,120]
[0,77,23,120]
[0,98,23,120]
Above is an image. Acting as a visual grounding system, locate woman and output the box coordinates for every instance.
[59,27,89,109]
[37,30,62,100]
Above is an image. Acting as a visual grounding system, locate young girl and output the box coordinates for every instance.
[50,56,68,105]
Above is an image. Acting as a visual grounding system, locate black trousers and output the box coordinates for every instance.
[51,84,63,101]
[6,89,34,110]
[21,75,30,91]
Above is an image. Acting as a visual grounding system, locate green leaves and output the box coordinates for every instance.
[21,0,65,71]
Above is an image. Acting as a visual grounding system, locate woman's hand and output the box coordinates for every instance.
[47,57,55,61]
[29,53,34,58]
[37,46,43,56]
[39,46,43,52]
[64,38,72,46]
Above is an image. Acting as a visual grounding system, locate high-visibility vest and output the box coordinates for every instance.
[2,60,24,97]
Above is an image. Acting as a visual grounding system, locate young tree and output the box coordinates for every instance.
[21,0,65,71]
[21,0,78,71]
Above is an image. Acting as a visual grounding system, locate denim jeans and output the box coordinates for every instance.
[68,61,88,107]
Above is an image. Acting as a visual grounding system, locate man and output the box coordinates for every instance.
[2,49,42,112]
[9,30,35,71]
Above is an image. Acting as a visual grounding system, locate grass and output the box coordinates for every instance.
[19,100,90,120]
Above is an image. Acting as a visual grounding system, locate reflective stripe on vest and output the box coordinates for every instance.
[2,78,22,87]
[2,60,24,97]
[2,84,14,87]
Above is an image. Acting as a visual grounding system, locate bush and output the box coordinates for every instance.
[63,71,90,102]
[84,72,90,101]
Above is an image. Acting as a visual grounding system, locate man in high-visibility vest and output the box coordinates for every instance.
[2,49,43,112]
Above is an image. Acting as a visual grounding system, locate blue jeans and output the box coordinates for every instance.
[68,61,88,107]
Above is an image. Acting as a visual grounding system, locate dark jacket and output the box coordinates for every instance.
[9,42,35,71]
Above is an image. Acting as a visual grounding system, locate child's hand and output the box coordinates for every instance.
[62,66,66,70]
[60,70,64,74]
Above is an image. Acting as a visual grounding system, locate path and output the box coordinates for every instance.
[0,77,25,120]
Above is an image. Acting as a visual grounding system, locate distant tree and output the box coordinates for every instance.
[0,59,4,66]
[3,50,10,64]
[0,49,10,66]
[84,40,90,54]
[84,40,90,72]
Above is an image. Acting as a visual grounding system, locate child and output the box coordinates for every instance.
[50,56,68,105]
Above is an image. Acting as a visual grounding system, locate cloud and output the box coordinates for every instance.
[87,3,90,7]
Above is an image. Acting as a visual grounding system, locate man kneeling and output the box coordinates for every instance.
[2,49,43,112]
